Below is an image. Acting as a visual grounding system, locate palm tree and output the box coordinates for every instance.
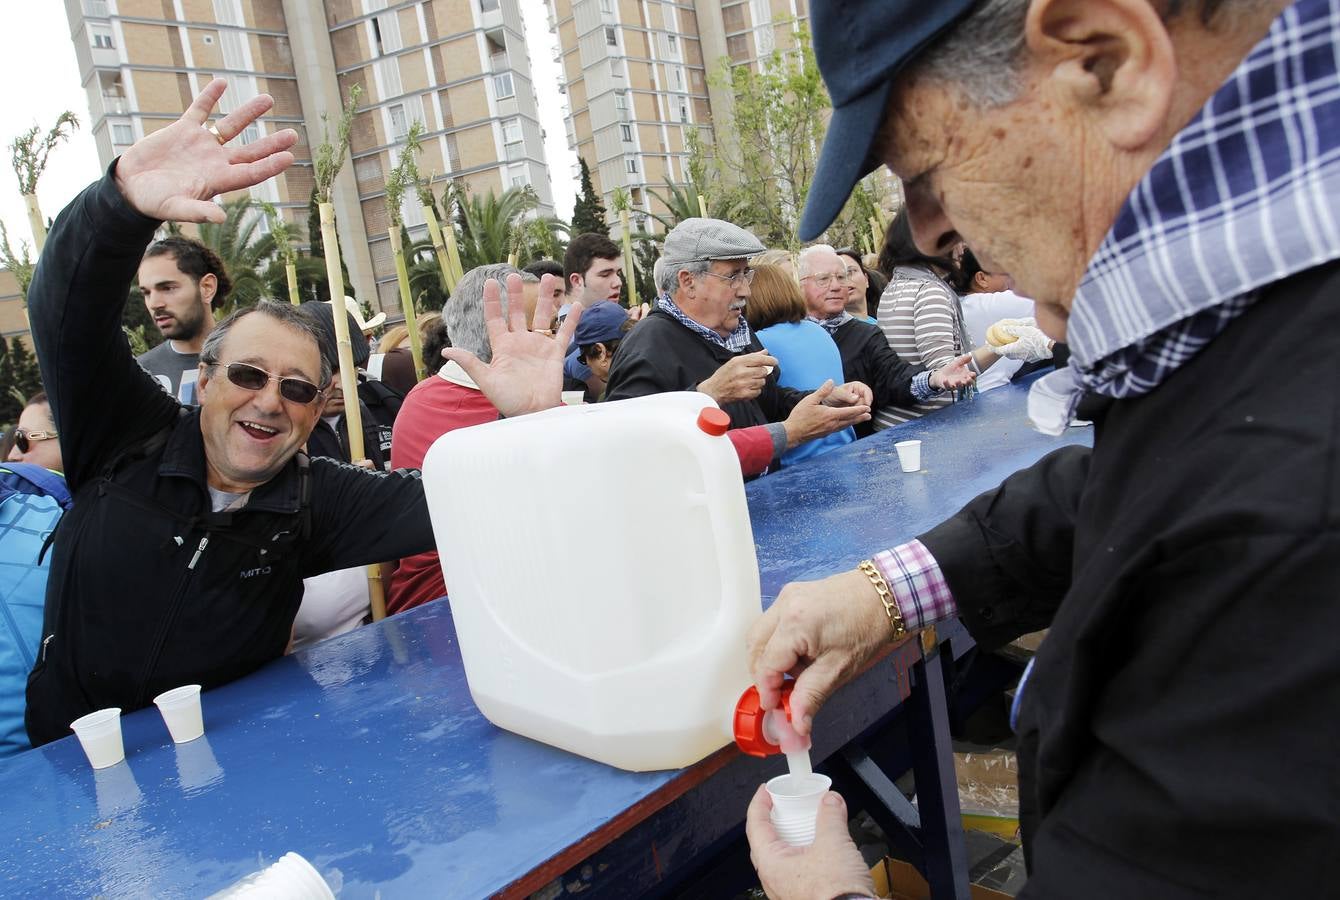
[647,182,749,232]
[195,198,278,312]
[449,184,567,272]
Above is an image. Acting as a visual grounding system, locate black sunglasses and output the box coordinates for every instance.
[12,428,58,454]
[217,362,324,405]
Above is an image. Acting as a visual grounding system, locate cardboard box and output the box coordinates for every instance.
[955,750,1020,842]
[870,858,1013,900]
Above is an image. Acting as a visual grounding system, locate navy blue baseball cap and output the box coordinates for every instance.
[798,0,979,241]
[573,300,631,347]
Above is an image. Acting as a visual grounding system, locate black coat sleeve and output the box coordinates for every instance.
[301,459,434,576]
[917,445,1089,650]
[27,167,180,490]
[855,326,924,411]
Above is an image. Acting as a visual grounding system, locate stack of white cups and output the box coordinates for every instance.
[766,773,833,847]
[206,852,335,899]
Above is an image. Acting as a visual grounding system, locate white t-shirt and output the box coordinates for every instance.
[292,566,371,651]
[961,290,1036,392]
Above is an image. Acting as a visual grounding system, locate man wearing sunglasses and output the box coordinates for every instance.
[20,79,582,746]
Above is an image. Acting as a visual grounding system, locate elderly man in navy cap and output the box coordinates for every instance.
[605,218,874,465]
[744,0,1340,897]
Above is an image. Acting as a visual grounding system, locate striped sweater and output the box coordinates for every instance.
[874,265,969,429]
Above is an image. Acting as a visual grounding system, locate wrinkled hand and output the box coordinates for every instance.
[929,354,976,392]
[823,381,873,409]
[747,786,876,900]
[783,381,870,450]
[992,318,1054,362]
[747,569,894,736]
[699,351,777,405]
[442,273,581,417]
[114,78,297,223]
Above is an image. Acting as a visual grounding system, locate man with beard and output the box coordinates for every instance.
[136,237,228,404]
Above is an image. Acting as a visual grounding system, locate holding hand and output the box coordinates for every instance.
[443,274,581,417]
[747,569,896,737]
[824,381,874,409]
[783,381,870,450]
[114,78,298,223]
[700,351,778,405]
[746,786,876,900]
[989,318,1054,362]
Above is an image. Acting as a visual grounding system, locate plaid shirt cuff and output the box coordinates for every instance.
[911,370,937,402]
[870,539,957,631]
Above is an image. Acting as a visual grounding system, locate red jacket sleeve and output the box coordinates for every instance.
[728,426,774,477]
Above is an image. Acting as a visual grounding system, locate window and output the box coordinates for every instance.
[238,123,259,144]
[667,34,677,52]
[91,27,114,49]
[389,103,408,138]
[112,123,133,145]
[605,26,617,46]
[672,66,683,89]
[480,0,499,10]
[85,0,109,15]
[678,98,689,123]
[620,123,632,142]
[614,90,628,115]
[493,72,514,99]
[509,164,529,188]
[625,158,639,174]
[501,117,522,145]
[609,58,623,78]
[600,0,612,12]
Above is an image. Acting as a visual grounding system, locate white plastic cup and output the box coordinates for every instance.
[894,439,922,473]
[766,772,832,847]
[154,685,204,744]
[206,852,335,899]
[70,708,126,769]
[560,391,585,406]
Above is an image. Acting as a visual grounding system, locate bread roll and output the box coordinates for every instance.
[986,323,1019,347]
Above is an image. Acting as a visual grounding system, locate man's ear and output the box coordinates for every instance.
[198,272,219,308]
[1025,0,1176,151]
[195,362,213,399]
[568,272,584,295]
[973,271,991,292]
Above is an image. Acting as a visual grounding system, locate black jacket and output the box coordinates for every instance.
[919,261,1340,897]
[307,397,394,470]
[24,172,435,745]
[830,319,924,437]
[603,309,806,428]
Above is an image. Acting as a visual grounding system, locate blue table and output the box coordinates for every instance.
[0,380,1090,898]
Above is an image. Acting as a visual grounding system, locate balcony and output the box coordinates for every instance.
[102,92,127,115]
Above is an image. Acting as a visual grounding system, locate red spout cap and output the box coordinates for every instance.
[697,407,731,436]
[733,683,795,757]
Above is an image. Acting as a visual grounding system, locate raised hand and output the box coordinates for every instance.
[442,273,581,417]
[114,78,298,223]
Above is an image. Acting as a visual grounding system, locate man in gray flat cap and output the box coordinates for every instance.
[604,218,873,466]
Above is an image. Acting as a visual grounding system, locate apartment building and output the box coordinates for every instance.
[549,0,808,231]
[64,0,552,312]
[0,271,24,348]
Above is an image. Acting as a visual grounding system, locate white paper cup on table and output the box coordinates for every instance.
[561,390,585,406]
[894,439,922,473]
[70,708,125,769]
[207,852,335,900]
[766,773,832,847]
[154,684,204,743]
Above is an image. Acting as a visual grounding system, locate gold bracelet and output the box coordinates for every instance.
[858,559,908,641]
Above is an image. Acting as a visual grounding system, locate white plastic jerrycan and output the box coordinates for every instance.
[421,392,762,771]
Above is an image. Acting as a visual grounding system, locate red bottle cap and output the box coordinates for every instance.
[697,407,731,436]
[733,683,795,757]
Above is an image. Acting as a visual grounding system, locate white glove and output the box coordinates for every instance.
[990,318,1053,362]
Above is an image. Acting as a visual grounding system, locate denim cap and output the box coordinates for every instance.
[573,300,631,347]
[661,218,766,266]
[797,0,979,241]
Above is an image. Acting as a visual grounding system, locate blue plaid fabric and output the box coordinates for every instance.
[805,312,854,334]
[657,294,755,352]
[1069,0,1340,399]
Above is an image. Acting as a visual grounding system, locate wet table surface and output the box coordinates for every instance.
[0,379,1090,898]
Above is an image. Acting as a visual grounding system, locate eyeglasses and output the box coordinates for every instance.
[12,429,58,454]
[215,362,324,404]
[801,272,852,287]
[844,266,863,279]
[701,268,755,288]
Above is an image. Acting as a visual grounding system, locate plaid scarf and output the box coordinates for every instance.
[805,312,854,334]
[1067,0,1340,399]
[657,294,754,352]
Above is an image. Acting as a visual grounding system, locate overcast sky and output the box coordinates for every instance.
[0,0,577,253]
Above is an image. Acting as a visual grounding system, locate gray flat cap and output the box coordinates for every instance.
[661,217,767,265]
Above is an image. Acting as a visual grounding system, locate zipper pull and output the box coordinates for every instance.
[41,634,54,662]
[187,535,210,570]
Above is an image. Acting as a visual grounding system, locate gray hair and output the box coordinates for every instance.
[797,243,841,279]
[657,258,712,296]
[444,263,517,362]
[200,300,333,386]
[519,271,540,284]
[917,0,1258,108]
